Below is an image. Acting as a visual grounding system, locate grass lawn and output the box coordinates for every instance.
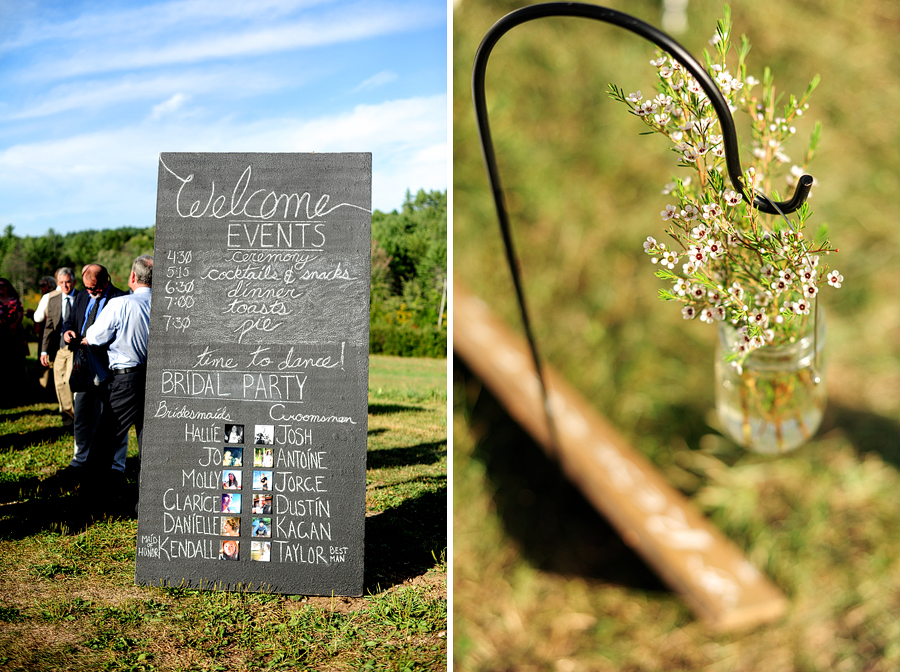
[0,352,447,671]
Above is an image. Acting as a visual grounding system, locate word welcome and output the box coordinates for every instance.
[160,160,369,223]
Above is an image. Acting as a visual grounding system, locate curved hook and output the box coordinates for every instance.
[472,2,814,216]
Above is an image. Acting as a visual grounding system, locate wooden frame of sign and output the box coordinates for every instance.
[454,280,788,631]
[135,153,371,596]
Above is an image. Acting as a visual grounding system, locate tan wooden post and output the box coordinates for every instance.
[454,280,788,631]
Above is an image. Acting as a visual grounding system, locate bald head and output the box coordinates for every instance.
[82,264,110,296]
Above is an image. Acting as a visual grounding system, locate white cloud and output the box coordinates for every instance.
[373,140,447,211]
[0,94,447,234]
[151,93,189,120]
[353,70,398,92]
[3,69,277,120]
[283,96,445,149]
[1,1,335,51]
[10,2,444,81]
[0,1,447,236]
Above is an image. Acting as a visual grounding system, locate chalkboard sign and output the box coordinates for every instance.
[135,153,371,596]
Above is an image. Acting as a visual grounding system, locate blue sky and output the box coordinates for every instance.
[0,0,448,237]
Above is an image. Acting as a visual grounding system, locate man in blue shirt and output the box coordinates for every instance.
[86,255,152,497]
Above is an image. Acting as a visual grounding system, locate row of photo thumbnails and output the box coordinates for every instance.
[223,424,278,446]
[220,446,274,469]
[222,468,272,491]
[221,540,270,562]
[221,514,270,561]
[222,493,272,515]
[221,515,270,538]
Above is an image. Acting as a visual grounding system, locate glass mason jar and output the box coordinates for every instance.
[715,307,826,454]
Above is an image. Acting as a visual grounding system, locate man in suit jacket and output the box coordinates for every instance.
[61,264,127,474]
[40,268,78,428]
[31,275,58,394]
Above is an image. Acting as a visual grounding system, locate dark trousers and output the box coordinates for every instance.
[81,369,146,516]
[89,369,146,471]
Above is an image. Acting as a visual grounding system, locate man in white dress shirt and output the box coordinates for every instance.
[85,255,152,513]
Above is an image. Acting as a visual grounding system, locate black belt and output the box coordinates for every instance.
[112,366,145,376]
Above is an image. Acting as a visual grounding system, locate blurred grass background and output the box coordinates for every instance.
[452,0,900,669]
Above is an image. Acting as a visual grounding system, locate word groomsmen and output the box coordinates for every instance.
[61,263,127,474]
[39,268,78,428]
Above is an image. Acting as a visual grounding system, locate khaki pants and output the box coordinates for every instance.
[53,347,75,423]
[39,366,54,389]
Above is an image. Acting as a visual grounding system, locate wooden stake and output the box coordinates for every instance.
[454,280,788,632]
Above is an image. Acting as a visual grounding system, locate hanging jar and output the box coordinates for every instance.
[715,306,827,454]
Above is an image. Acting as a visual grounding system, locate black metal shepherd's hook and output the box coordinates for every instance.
[471,2,815,447]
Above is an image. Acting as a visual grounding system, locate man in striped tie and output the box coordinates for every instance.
[61,264,127,477]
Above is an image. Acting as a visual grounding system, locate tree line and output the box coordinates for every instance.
[0,224,154,297]
[1,188,447,357]
[370,189,447,356]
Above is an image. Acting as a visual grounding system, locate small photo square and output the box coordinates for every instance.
[221,492,241,513]
[221,516,240,537]
[252,517,272,538]
[253,470,272,491]
[222,447,242,467]
[251,541,271,562]
[254,446,274,468]
[223,469,241,490]
[252,494,272,515]
[224,424,244,444]
[220,539,239,561]
[254,424,274,445]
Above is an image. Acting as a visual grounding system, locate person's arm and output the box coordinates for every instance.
[85,298,120,347]
[9,300,23,330]
[61,295,80,345]
[33,292,52,324]
[39,296,58,366]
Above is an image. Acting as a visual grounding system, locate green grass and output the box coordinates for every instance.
[454,0,900,670]
[370,355,447,404]
[0,354,447,671]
